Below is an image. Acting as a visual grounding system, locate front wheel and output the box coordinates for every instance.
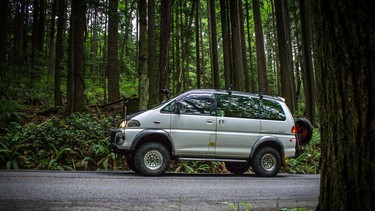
[225,162,250,175]
[134,142,170,176]
[251,147,281,177]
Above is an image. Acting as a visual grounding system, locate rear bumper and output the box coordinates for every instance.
[293,145,304,158]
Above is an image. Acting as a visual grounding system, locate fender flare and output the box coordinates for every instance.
[129,129,175,154]
[250,136,285,159]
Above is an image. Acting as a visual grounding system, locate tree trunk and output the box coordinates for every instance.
[37,0,46,51]
[239,0,250,92]
[208,0,220,89]
[230,0,245,91]
[159,0,172,100]
[108,0,120,102]
[313,1,375,210]
[245,0,255,92]
[54,0,65,107]
[66,2,75,114]
[282,0,296,113]
[252,0,268,93]
[174,2,182,94]
[138,0,148,110]
[195,0,201,89]
[0,0,9,63]
[275,0,294,111]
[48,0,57,78]
[148,0,158,106]
[13,0,26,66]
[219,0,232,87]
[299,0,315,124]
[72,0,86,112]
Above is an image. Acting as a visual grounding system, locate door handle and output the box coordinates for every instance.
[206,120,213,124]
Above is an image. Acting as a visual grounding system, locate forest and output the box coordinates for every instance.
[1,0,317,169]
[0,0,373,210]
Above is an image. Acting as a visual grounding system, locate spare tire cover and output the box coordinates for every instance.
[295,118,313,146]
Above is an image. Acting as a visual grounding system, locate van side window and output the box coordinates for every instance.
[161,101,176,113]
[178,95,214,115]
[259,99,286,121]
[215,94,259,119]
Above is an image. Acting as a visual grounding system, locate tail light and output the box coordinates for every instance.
[291,126,296,134]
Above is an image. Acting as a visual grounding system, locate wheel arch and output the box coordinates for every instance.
[250,136,285,165]
[130,130,174,155]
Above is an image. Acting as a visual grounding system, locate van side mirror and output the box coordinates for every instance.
[175,102,182,114]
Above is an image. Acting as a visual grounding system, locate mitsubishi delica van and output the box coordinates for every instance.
[110,89,312,177]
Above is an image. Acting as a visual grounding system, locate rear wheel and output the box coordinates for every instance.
[251,147,281,177]
[134,142,170,176]
[225,162,250,175]
[295,118,313,146]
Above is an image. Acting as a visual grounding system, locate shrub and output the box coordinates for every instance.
[285,130,321,174]
[0,113,122,170]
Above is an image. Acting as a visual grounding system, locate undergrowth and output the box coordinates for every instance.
[0,112,320,174]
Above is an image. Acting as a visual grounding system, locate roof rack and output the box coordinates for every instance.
[225,84,233,95]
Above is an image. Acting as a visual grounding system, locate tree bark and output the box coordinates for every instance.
[299,0,315,124]
[208,0,220,89]
[108,0,120,102]
[239,0,250,92]
[66,2,75,114]
[0,0,9,63]
[313,0,375,210]
[148,0,158,106]
[138,0,148,110]
[252,0,268,93]
[48,0,57,78]
[69,0,86,113]
[13,0,26,66]
[219,0,232,88]
[54,0,65,107]
[275,0,294,112]
[195,0,201,89]
[230,0,245,91]
[282,0,296,112]
[245,0,255,92]
[159,0,172,100]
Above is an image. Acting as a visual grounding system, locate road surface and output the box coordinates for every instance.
[0,170,319,210]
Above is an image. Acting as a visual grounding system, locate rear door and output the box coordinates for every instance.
[214,93,261,158]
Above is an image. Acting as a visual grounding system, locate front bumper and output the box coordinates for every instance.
[110,129,125,153]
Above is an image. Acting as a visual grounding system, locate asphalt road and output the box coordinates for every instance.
[0,171,319,210]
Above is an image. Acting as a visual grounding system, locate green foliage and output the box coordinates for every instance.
[221,201,253,211]
[1,110,321,174]
[0,100,26,130]
[0,113,122,171]
[280,208,311,211]
[285,130,321,174]
[171,161,225,174]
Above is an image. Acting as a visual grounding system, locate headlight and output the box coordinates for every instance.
[127,120,140,127]
[118,120,140,128]
[119,121,127,128]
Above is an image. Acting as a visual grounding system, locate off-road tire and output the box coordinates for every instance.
[134,142,170,176]
[295,118,313,146]
[251,147,281,177]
